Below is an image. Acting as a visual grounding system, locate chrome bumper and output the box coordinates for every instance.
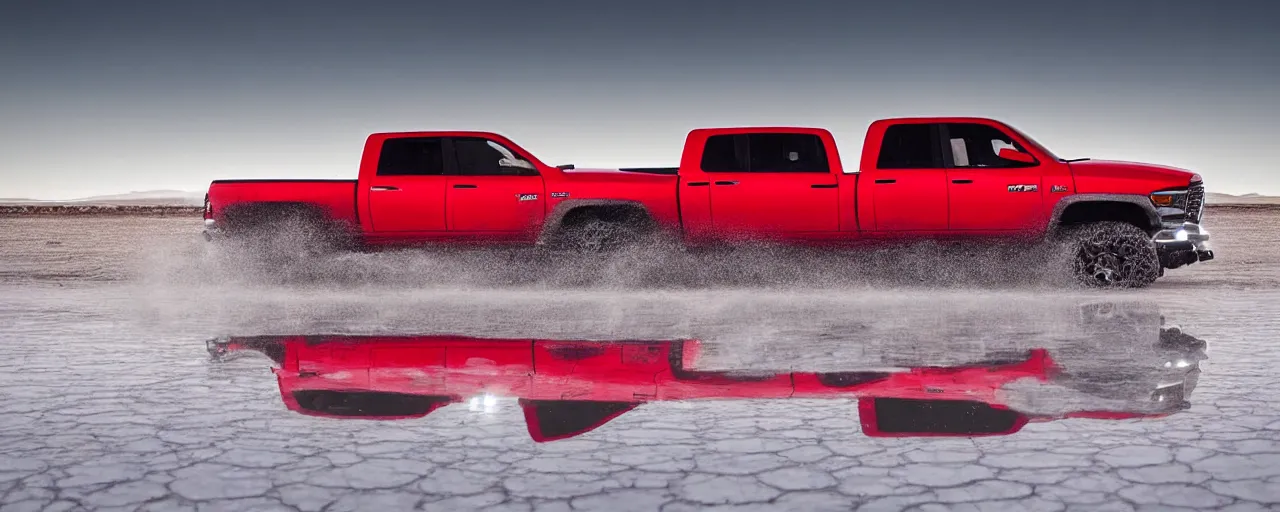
[1153,222,1213,269]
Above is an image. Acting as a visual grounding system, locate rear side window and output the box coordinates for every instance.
[377,137,445,176]
[877,124,943,169]
[700,135,745,172]
[453,137,538,176]
[700,133,829,173]
[944,123,1037,168]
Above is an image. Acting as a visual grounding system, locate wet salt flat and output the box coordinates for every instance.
[1,209,1278,511]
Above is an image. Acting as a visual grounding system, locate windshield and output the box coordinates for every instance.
[1004,123,1063,162]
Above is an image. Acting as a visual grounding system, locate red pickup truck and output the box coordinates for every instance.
[204,117,1212,288]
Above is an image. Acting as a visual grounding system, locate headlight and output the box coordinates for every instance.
[1150,190,1188,209]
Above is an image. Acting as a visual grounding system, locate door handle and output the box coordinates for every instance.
[714,181,738,186]
[370,186,399,191]
[452,184,478,189]
[951,179,973,184]
[686,181,709,187]
[811,183,838,189]
[874,179,896,184]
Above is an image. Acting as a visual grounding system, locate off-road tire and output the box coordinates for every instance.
[1061,221,1160,288]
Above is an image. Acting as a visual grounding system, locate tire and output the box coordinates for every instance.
[1061,221,1160,288]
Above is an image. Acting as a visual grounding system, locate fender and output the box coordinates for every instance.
[537,199,656,244]
[1047,194,1161,234]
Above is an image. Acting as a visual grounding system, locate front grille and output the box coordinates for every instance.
[1186,182,1205,223]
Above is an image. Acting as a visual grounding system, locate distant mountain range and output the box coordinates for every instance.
[1206,192,1280,205]
[1,189,1277,206]
[0,190,205,206]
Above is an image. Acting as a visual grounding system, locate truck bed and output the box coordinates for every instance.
[206,179,359,225]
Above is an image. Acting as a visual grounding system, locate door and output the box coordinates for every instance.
[445,137,546,236]
[941,123,1044,232]
[703,132,840,236]
[366,137,448,232]
[868,123,949,231]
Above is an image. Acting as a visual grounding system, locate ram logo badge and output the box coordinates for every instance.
[516,193,539,201]
[550,192,570,198]
[1008,184,1038,193]
[1051,185,1069,193]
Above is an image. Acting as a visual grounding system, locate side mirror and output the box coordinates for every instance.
[998,147,1037,164]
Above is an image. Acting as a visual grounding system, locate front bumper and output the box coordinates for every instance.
[1153,222,1213,269]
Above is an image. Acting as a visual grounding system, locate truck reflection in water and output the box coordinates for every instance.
[208,307,1205,442]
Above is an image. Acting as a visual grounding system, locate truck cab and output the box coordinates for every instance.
[673,127,852,243]
[355,132,552,243]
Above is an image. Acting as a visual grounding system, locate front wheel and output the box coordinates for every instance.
[1061,221,1160,288]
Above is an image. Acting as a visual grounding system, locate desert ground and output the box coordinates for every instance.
[1,207,1277,511]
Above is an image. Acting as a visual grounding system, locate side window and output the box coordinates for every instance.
[700,133,829,173]
[700,134,745,173]
[453,137,538,176]
[377,137,445,176]
[876,124,942,169]
[944,123,1036,168]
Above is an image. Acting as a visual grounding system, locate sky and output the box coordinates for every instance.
[1,0,1277,199]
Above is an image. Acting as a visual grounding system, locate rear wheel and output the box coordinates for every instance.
[220,204,353,257]
[1061,221,1160,288]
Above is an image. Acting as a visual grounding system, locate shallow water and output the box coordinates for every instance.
[0,210,1277,511]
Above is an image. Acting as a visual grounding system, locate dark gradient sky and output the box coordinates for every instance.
[2,0,1277,198]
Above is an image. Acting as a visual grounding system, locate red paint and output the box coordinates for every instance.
[1068,159,1203,195]
[206,180,358,227]
[205,118,1200,247]
[367,175,447,232]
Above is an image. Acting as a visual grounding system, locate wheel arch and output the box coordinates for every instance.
[538,199,657,243]
[1049,194,1161,235]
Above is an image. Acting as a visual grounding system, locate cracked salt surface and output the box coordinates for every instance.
[1,212,1279,510]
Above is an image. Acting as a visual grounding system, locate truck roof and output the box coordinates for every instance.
[365,130,510,139]
[686,126,834,135]
[870,116,1004,125]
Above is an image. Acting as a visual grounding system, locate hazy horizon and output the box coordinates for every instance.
[3,0,1278,199]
